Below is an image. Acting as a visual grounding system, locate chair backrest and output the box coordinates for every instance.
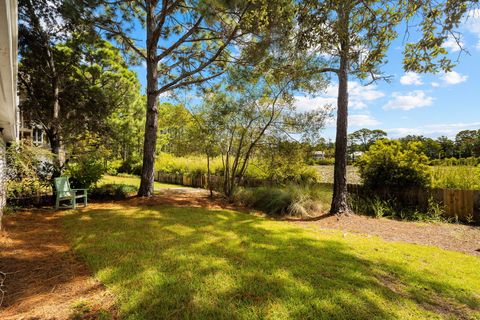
[54,177,71,196]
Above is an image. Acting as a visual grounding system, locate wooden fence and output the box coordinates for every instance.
[155,172,480,222]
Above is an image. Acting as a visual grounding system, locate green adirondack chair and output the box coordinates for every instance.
[54,177,88,209]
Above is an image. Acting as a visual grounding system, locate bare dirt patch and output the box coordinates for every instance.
[0,209,116,320]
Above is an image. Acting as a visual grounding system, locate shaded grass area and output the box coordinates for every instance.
[99,174,184,190]
[63,205,480,319]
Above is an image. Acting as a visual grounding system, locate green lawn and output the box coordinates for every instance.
[63,205,480,319]
[99,174,184,190]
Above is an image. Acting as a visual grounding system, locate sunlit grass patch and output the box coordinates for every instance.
[99,174,184,190]
[63,205,480,319]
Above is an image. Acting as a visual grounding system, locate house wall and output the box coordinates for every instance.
[0,139,5,229]
[0,0,18,228]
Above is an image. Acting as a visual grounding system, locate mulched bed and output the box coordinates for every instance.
[0,209,117,320]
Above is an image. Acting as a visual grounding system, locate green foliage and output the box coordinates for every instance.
[5,143,56,199]
[234,184,332,216]
[89,184,137,200]
[65,157,104,189]
[255,140,321,184]
[308,158,336,166]
[357,140,431,190]
[105,159,123,176]
[155,153,223,175]
[348,194,448,223]
[430,157,479,167]
[348,128,387,152]
[431,165,480,190]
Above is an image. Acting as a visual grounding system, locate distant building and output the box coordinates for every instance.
[312,151,325,159]
[0,0,19,225]
[18,111,49,148]
[350,151,364,161]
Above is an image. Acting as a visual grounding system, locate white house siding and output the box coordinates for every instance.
[0,0,18,228]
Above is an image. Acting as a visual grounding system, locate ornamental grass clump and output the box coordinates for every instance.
[234,184,331,217]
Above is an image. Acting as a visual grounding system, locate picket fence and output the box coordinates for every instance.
[155,172,480,222]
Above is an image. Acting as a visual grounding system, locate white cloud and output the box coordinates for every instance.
[465,9,480,34]
[386,121,480,138]
[141,61,147,68]
[400,72,423,85]
[294,96,336,112]
[431,82,440,88]
[464,9,480,50]
[349,114,381,127]
[324,114,381,128]
[295,81,384,112]
[383,90,433,111]
[442,35,464,52]
[440,71,468,85]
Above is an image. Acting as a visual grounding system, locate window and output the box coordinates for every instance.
[32,128,43,144]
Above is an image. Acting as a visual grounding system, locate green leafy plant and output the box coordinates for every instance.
[357,140,431,190]
[65,157,105,189]
[89,184,137,200]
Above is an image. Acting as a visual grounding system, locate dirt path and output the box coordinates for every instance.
[0,209,116,320]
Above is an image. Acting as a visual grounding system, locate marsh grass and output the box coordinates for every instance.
[63,204,480,319]
[431,165,480,190]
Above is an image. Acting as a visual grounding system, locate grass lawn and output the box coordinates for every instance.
[99,174,184,190]
[313,165,362,184]
[63,204,480,319]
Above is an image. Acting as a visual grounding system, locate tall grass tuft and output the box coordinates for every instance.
[155,153,223,175]
[431,165,480,190]
[234,184,332,217]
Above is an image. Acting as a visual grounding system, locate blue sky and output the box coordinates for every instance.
[130,8,480,141]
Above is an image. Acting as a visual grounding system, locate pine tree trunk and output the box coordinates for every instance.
[330,56,350,214]
[48,127,63,177]
[138,2,159,197]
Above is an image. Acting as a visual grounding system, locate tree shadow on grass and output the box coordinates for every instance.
[62,205,480,319]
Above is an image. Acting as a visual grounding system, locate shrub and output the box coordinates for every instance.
[316,158,336,165]
[65,156,105,189]
[357,140,431,190]
[89,184,137,200]
[5,143,56,199]
[106,159,123,175]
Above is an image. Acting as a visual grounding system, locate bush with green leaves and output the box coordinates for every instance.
[5,143,57,198]
[65,156,105,189]
[89,184,137,200]
[357,140,431,190]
